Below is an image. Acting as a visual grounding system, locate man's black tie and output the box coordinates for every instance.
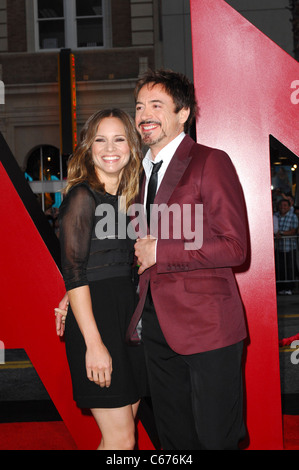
[146,160,163,227]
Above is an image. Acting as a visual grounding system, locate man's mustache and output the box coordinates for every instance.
[138,120,161,128]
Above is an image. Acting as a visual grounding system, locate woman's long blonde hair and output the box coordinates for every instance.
[64,108,143,210]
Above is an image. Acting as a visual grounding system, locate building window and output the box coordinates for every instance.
[37,0,65,50]
[35,0,109,50]
[76,0,104,47]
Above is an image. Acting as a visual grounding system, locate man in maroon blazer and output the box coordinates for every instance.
[126,69,248,450]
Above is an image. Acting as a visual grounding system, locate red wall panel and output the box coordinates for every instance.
[190,0,299,450]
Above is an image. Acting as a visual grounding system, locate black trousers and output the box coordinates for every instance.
[141,290,246,450]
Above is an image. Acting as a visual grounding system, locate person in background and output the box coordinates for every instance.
[273,212,279,235]
[275,198,298,295]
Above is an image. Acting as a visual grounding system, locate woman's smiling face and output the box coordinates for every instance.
[91,117,131,184]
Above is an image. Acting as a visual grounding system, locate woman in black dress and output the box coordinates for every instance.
[57,109,147,450]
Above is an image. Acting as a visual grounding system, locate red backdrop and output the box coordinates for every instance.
[190,0,299,450]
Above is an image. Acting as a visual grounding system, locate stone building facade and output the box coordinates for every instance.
[0,0,159,173]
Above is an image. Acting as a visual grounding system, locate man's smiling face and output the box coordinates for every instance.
[135,83,189,159]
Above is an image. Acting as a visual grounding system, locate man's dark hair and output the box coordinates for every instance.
[134,69,199,133]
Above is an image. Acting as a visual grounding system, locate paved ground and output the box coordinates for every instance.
[0,349,60,423]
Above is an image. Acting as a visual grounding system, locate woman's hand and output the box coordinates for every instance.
[64,286,112,387]
[54,293,69,336]
[86,342,113,388]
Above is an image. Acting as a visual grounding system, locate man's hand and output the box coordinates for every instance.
[135,236,157,274]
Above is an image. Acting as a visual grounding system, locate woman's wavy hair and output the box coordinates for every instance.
[64,108,143,210]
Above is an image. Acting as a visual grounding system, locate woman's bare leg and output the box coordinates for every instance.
[91,400,140,450]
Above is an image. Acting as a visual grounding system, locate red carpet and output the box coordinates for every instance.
[0,416,297,450]
[0,422,77,450]
[283,415,299,450]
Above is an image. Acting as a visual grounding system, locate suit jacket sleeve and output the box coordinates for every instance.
[156,149,248,273]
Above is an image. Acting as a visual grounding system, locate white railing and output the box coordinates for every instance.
[28,180,66,212]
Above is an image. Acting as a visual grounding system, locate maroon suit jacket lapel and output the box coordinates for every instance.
[151,135,194,235]
[155,136,194,205]
[140,135,194,207]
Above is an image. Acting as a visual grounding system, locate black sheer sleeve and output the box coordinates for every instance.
[59,184,96,291]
